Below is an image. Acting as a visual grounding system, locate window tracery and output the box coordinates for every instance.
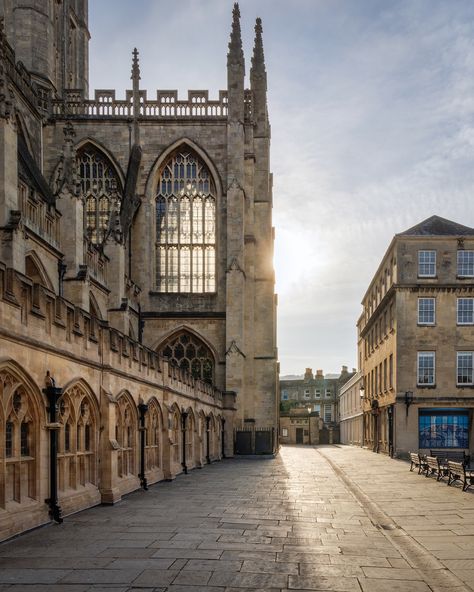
[156,149,216,293]
[159,331,214,384]
[77,146,121,245]
[116,395,136,478]
[145,401,162,471]
[57,386,98,491]
[0,371,38,506]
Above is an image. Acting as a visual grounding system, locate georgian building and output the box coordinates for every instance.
[279,367,354,442]
[358,216,474,457]
[338,371,364,447]
[0,1,278,541]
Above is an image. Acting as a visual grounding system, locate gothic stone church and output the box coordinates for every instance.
[0,1,278,540]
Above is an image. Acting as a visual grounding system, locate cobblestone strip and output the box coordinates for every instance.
[318,448,472,592]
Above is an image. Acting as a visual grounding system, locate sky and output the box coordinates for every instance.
[89,0,474,377]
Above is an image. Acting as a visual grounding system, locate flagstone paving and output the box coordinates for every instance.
[0,445,473,591]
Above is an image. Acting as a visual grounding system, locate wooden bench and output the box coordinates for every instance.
[447,460,474,492]
[430,449,470,467]
[425,455,448,481]
[409,452,427,475]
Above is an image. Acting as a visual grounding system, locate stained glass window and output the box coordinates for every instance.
[419,409,469,449]
[78,146,122,245]
[155,150,216,293]
[159,331,214,383]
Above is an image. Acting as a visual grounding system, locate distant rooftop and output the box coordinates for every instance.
[398,215,474,237]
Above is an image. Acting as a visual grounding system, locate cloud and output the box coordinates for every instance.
[89,0,474,375]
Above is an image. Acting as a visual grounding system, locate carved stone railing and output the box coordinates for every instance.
[52,89,232,119]
[84,242,108,286]
[18,181,60,248]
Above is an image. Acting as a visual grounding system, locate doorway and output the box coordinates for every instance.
[296,428,304,444]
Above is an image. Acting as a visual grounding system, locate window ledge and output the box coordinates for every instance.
[417,384,436,389]
[456,384,474,388]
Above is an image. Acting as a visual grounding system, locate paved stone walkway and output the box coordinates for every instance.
[0,445,473,592]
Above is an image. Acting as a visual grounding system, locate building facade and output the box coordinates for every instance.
[0,1,278,540]
[338,371,364,447]
[358,216,474,457]
[279,367,354,443]
[279,407,322,446]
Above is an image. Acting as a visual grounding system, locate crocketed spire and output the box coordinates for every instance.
[227,3,244,66]
[251,17,266,76]
[131,47,140,84]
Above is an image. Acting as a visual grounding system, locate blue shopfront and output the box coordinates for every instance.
[419,408,471,449]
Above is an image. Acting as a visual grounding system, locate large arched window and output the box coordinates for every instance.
[77,145,122,245]
[155,149,216,293]
[0,370,39,507]
[115,393,136,478]
[159,331,215,384]
[57,384,98,492]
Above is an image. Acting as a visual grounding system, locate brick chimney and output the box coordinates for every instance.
[304,368,313,381]
[316,369,324,378]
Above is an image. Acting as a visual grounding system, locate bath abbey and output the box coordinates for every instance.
[0,1,278,540]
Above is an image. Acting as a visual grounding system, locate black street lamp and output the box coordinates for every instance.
[43,371,63,523]
[307,406,312,445]
[205,416,211,464]
[221,417,226,458]
[138,401,148,490]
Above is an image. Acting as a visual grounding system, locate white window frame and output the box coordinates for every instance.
[457,298,474,325]
[325,389,332,398]
[418,250,436,278]
[282,428,288,437]
[457,250,474,278]
[303,389,310,399]
[417,351,435,386]
[457,352,474,385]
[418,298,435,325]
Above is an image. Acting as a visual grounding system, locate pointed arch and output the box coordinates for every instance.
[58,378,99,491]
[115,390,138,478]
[148,138,220,294]
[75,139,124,245]
[145,397,163,472]
[156,328,216,384]
[153,324,219,362]
[25,251,54,290]
[145,137,223,199]
[0,360,44,507]
[74,137,126,186]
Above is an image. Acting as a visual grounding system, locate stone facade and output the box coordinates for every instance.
[358,216,474,458]
[338,371,364,447]
[0,1,278,541]
[279,367,355,444]
[279,407,322,446]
